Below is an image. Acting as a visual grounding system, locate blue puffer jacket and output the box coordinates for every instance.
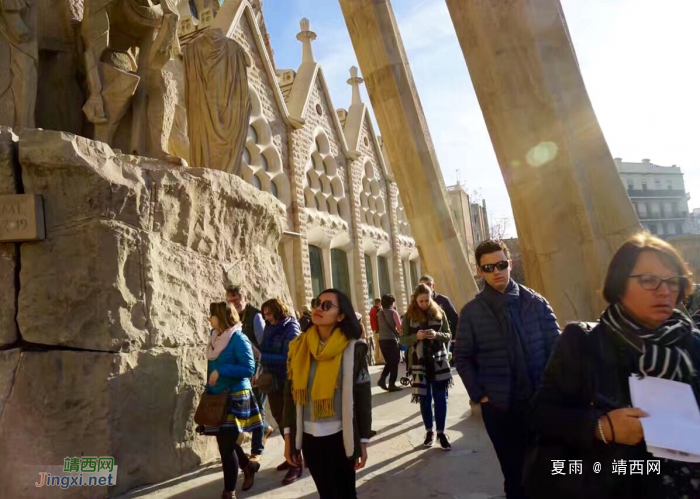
[261,316,301,390]
[206,330,256,395]
[455,280,561,407]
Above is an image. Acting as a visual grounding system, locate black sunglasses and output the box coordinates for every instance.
[629,273,687,292]
[315,300,339,312]
[480,261,509,273]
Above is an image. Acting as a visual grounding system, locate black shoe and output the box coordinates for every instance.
[387,384,402,392]
[378,380,389,391]
[438,433,451,451]
[423,430,434,447]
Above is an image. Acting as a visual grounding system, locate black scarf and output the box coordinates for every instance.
[600,302,698,382]
[479,280,534,401]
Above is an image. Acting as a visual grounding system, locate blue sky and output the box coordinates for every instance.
[264,0,700,236]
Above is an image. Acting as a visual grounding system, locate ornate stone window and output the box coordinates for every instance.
[397,201,412,237]
[304,131,351,224]
[309,245,325,298]
[240,87,291,206]
[360,161,389,232]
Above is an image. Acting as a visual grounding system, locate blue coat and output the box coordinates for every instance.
[455,281,561,407]
[206,330,255,395]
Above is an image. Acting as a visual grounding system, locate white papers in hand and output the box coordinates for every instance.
[629,375,700,463]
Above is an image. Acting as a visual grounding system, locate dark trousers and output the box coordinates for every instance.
[251,387,267,456]
[379,339,400,386]
[481,402,529,499]
[216,432,249,492]
[303,432,356,499]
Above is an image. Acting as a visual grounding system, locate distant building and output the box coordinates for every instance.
[692,208,700,234]
[446,184,491,267]
[471,199,490,245]
[446,184,476,267]
[615,158,693,238]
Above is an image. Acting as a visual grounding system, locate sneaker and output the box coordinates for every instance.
[423,430,434,447]
[438,433,451,451]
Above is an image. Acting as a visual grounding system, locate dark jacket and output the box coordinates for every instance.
[455,280,560,406]
[241,303,262,348]
[526,322,700,499]
[260,316,301,391]
[433,292,459,339]
[283,339,373,459]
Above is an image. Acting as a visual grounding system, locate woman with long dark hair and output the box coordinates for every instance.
[526,233,700,498]
[204,302,263,498]
[376,294,403,392]
[283,289,373,499]
[402,283,453,450]
[258,298,302,485]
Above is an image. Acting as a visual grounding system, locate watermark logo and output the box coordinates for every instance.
[35,457,118,489]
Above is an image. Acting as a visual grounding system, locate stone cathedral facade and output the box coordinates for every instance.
[180,1,422,317]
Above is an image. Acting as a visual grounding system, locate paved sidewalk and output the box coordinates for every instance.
[119,366,505,499]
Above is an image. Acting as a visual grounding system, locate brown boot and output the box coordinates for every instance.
[282,463,303,485]
[276,460,289,471]
[241,460,260,492]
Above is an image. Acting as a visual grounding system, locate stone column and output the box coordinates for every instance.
[338,0,478,309]
[445,0,640,321]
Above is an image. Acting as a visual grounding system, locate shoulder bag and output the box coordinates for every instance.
[194,388,230,426]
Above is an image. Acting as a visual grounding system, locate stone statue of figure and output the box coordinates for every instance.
[81,0,181,160]
[184,28,250,174]
[0,0,37,130]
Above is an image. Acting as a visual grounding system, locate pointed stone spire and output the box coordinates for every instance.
[296,18,317,64]
[347,66,364,106]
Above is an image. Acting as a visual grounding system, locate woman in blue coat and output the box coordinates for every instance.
[205,302,263,498]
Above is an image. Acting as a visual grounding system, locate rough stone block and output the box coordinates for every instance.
[0,348,20,420]
[18,129,152,231]
[0,128,18,346]
[0,348,217,498]
[18,219,148,351]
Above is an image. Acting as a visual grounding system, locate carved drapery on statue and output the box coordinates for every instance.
[80,0,181,161]
[185,28,250,174]
[0,0,37,130]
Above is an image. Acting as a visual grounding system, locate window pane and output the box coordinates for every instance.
[409,260,418,293]
[365,254,374,303]
[403,260,410,301]
[309,245,324,298]
[332,249,351,298]
[378,256,391,296]
[252,174,261,190]
[248,125,258,143]
[242,147,251,164]
[260,154,269,171]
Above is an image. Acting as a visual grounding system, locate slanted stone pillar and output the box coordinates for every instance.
[445,0,640,321]
[337,0,478,310]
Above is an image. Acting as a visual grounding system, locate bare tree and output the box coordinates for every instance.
[489,216,511,240]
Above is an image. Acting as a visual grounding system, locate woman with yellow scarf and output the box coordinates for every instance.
[282,289,373,498]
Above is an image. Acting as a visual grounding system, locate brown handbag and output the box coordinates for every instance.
[194,389,230,426]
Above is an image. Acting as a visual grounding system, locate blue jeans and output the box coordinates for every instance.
[251,388,267,456]
[420,380,448,432]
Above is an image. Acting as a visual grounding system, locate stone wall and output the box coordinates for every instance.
[0,129,291,497]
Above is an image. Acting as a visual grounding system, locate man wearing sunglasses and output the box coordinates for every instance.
[455,240,560,499]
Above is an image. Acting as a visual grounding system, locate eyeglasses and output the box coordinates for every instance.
[629,273,687,292]
[480,261,509,273]
[314,300,339,312]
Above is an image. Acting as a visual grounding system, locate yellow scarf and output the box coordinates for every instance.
[287,325,349,418]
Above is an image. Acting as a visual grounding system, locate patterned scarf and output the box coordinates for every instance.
[600,303,698,381]
[287,326,349,418]
[407,318,453,403]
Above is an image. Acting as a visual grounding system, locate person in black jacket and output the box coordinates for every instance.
[283,289,372,499]
[420,275,459,336]
[456,240,560,499]
[526,233,700,499]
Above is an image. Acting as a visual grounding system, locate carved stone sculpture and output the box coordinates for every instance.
[81,0,181,160]
[184,28,250,174]
[0,0,37,130]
